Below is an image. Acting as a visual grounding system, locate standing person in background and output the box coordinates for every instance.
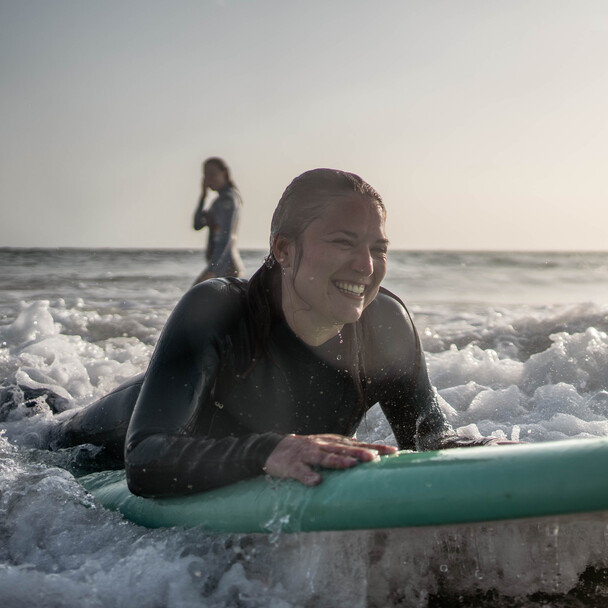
[192,157,245,285]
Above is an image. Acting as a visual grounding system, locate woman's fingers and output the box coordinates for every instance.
[313,434,398,459]
[358,442,398,455]
[263,434,395,485]
[290,462,322,486]
[317,443,378,462]
[312,434,398,452]
[315,451,359,469]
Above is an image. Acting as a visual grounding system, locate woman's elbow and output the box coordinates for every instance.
[125,464,174,498]
[125,439,169,497]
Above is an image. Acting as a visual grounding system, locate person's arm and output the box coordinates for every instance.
[125,281,284,497]
[193,201,210,231]
[193,180,210,231]
[376,292,514,450]
[362,291,450,450]
[384,352,515,450]
[379,326,455,451]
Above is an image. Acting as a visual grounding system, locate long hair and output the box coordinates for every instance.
[203,157,237,191]
[245,168,385,418]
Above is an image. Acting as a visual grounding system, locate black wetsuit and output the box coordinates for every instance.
[60,279,456,497]
[193,185,245,277]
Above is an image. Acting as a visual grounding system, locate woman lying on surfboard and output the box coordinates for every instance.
[57,168,509,497]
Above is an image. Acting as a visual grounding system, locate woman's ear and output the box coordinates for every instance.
[271,235,291,268]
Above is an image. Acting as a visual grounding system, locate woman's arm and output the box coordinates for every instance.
[375,291,517,451]
[193,197,209,231]
[380,340,454,451]
[124,281,283,497]
[370,291,454,450]
[193,180,210,230]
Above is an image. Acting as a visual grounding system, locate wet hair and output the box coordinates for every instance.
[203,157,237,190]
[245,168,386,420]
[268,168,384,255]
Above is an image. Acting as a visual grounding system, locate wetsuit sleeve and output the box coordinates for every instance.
[379,343,454,451]
[374,292,502,451]
[371,293,454,451]
[124,281,283,497]
[206,193,238,275]
[193,196,209,230]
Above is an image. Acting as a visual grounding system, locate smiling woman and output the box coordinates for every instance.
[55,168,507,498]
[276,195,388,345]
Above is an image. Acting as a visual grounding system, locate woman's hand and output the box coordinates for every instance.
[263,434,398,486]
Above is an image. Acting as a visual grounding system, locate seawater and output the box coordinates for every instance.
[2,248,608,607]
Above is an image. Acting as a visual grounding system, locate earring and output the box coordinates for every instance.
[264,253,276,269]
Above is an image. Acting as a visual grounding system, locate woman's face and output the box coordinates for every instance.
[277,195,388,344]
[203,163,228,191]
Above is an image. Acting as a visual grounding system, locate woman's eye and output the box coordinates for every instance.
[333,239,353,247]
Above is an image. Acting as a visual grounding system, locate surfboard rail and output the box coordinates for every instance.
[79,437,608,533]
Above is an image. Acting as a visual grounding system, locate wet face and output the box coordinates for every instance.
[203,163,228,191]
[275,195,388,345]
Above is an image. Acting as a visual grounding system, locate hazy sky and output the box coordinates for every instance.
[2,0,608,250]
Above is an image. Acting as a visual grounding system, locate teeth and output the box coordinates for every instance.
[335,281,366,296]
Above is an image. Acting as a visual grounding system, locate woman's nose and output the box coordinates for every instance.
[351,247,374,275]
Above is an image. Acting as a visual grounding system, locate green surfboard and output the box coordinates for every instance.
[79,438,608,533]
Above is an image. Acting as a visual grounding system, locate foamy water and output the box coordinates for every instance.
[2,248,608,607]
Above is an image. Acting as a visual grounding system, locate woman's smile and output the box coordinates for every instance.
[333,280,367,298]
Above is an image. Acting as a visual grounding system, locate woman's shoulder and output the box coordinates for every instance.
[366,287,412,322]
[363,287,417,339]
[361,287,420,361]
[174,278,249,327]
[213,185,240,207]
[185,276,247,302]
